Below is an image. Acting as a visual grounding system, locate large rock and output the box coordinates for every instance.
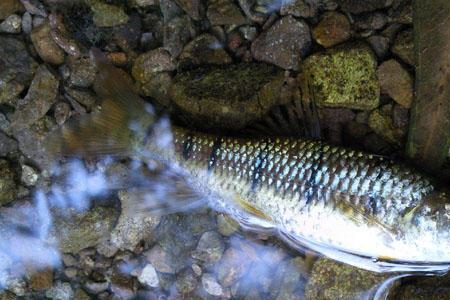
[169,63,286,130]
[377,59,413,108]
[30,21,65,65]
[0,160,17,206]
[252,16,311,70]
[0,36,37,105]
[301,43,379,110]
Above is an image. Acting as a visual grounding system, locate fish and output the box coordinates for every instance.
[47,49,450,273]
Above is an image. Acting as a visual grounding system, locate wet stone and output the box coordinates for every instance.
[31,21,65,65]
[62,254,77,267]
[30,269,53,290]
[0,0,23,21]
[20,0,46,17]
[89,0,129,27]
[368,109,405,146]
[0,160,17,206]
[163,15,192,58]
[21,12,32,33]
[191,231,225,263]
[63,268,77,279]
[110,267,136,299]
[377,59,413,108]
[313,12,351,48]
[65,88,96,112]
[20,164,38,186]
[176,0,204,20]
[202,273,223,297]
[337,0,392,14]
[367,35,390,59]
[269,257,307,300]
[217,247,250,287]
[179,33,232,67]
[132,48,175,84]
[302,43,379,110]
[74,288,91,300]
[145,244,176,274]
[45,281,74,300]
[0,132,18,156]
[217,214,239,236]
[207,0,246,26]
[252,15,311,70]
[280,0,318,18]
[68,57,97,88]
[10,65,59,130]
[84,281,109,294]
[176,268,198,294]
[392,28,414,66]
[138,263,159,288]
[0,14,21,33]
[53,102,71,125]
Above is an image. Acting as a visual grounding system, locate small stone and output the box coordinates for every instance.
[176,268,198,294]
[65,88,96,112]
[84,281,109,294]
[217,247,250,287]
[0,132,18,156]
[367,35,390,59]
[132,48,175,83]
[217,214,239,236]
[45,281,74,300]
[240,26,257,41]
[68,57,97,88]
[270,257,307,300]
[0,160,17,206]
[96,240,119,258]
[31,21,65,65]
[192,231,225,263]
[377,59,413,108]
[302,43,379,110]
[176,0,204,20]
[393,104,409,128]
[192,263,202,276]
[30,269,53,290]
[48,12,81,57]
[110,268,136,299]
[33,15,45,28]
[145,245,175,274]
[207,0,246,26]
[280,0,318,18]
[0,0,24,21]
[21,12,31,33]
[20,164,39,186]
[74,288,91,300]
[20,0,47,17]
[337,0,392,14]
[64,268,78,279]
[179,33,232,67]
[62,254,77,267]
[163,15,192,58]
[90,0,129,27]
[313,12,350,48]
[202,273,223,296]
[251,15,311,70]
[392,29,414,66]
[138,264,159,288]
[10,65,59,130]
[368,109,404,146]
[54,102,71,125]
[0,14,21,33]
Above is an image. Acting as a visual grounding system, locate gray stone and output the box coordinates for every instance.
[89,0,129,27]
[163,15,192,58]
[138,264,159,288]
[179,33,232,67]
[301,43,379,110]
[64,88,96,112]
[269,257,307,300]
[207,0,246,26]
[21,12,31,33]
[251,16,311,70]
[377,59,413,108]
[20,164,38,186]
[367,35,390,59]
[20,0,47,17]
[68,57,97,88]
[53,101,71,125]
[10,65,59,130]
[280,0,318,18]
[45,281,74,300]
[31,21,65,65]
[84,281,109,294]
[145,245,175,274]
[0,160,17,206]
[0,133,18,156]
[191,231,225,263]
[392,29,414,66]
[202,273,223,297]
[176,0,204,20]
[0,14,21,33]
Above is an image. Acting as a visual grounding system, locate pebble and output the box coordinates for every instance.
[377,59,413,108]
[280,0,318,18]
[0,160,17,206]
[20,164,39,186]
[163,15,192,58]
[21,11,31,33]
[138,264,159,288]
[367,35,390,59]
[84,281,109,294]
[30,269,54,290]
[251,15,311,70]
[20,0,47,17]
[0,14,22,33]
[313,12,351,48]
[202,273,223,297]
[64,88,96,112]
[89,0,129,27]
[53,101,71,125]
[31,21,65,65]
[145,245,175,274]
[179,33,232,66]
[175,268,198,294]
[392,29,414,66]
[337,0,392,14]
[63,268,78,279]
[0,132,18,156]
[0,0,24,20]
[207,0,247,26]
[62,254,77,267]
[192,231,225,263]
[45,281,74,300]
[68,57,97,88]
[176,0,204,20]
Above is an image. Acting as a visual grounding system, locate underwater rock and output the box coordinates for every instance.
[10,65,59,130]
[67,57,97,88]
[304,258,388,300]
[217,214,239,236]
[202,273,224,297]
[301,43,379,110]
[191,231,225,263]
[0,132,18,156]
[0,36,37,105]
[377,59,413,108]
[367,35,390,59]
[0,160,17,206]
[368,108,405,146]
[176,0,204,20]
[138,263,160,288]
[20,164,39,187]
[53,101,71,125]
[388,274,450,299]
[31,21,65,65]
[163,15,193,58]
[145,245,176,274]
[0,0,23,21]
[179,33,232,67]
[392,29,414,66]
[64,88,96,112]
[337,0,392,14]
[30,269,53,290]
[313,12,351,48]
[50,206,119,254]
[0,14,22,33]
[216,247,251,287]
[89,0,129,28]
[207,0,246,26]
[269,257,307,300]
[170,63,285,130]
[280,0,318,18]
[252,15,311,70]
[175,268,198,294]
[45,281,74,300]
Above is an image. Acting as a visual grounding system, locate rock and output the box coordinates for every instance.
[202,273,223,297]
[175,268,198,294]
[270,257,307,300]
[388,274,450,300]
[175,0,204,20]
[280,0,318,18]
[74,288,91,300]
[377,59,413,108]
[21,12,32,33]
[337,0,393,14]
[160,0,183,21]
[68,57,97,88]
[110,267,136,299]
[217,247,251,287]
[179,33,232,67]
[0,132,18,156]
[84,281,109,294]
[20,0,47,17]
[207,0,246,26]
[145,245,176,274]
[191,231,225,263]
[45,281,74,300]
[138,264,159,288]
[48,12,81,57]
[53,101,71,125]
[20,164,39,186]
[305,258,388,300]
[132,0,156,8]
[302,43,379,110]
[251,16,311,70]
[368,109,405,146]
[163,15,192,58]
[0,14,21,33]
[30,21,65,65]
[0,36,37,105]
[64,268,78,279]
[132,48,175,83]
[392,29,414,66]
[65,88,96,111]
[393,104,409,128]
[107,189,161,251]
[50,206,119,253]
[170,63,285,130]
[30,269,53,290]
[89,0,129,27]
[0,0,23,21]
[33,15,45,28]
[10,65,59,130]
[217,214,239,236]
[367,35,390,59]
[313,12,350,48]
[0,160,17,206]
[354,12,387,31]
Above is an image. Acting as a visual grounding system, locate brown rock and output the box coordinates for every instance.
[251,16,311,70]
[207,0,246,26]
[280,0,318,18]
[30,21,65,65]
[392,29,414,66]
[30,269,54,290]
[175,0,204,20]
[179,33,232,66]
[377,59,413,108]
[313,12,351,48]
[0,0,23,21]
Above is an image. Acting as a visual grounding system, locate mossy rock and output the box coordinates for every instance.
[170,63,285,130]
[0,160,17,206]
[302,42,379,110]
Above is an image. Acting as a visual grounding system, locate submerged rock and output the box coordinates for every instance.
[67,57,97,88]
[313,12,351,48]
[191,231,225,263]
[0,0,23,21]
[163,15,192,58]
[170,63,285,130]
[280,0,318,18]
[0,14,22,33]
[0,132,18,156]
[377,59,413,108]
[301,43,379,110]
[251,16,311,70]
[138,263,160,288]
[30,21,65,65]
[176,0,204,20]
[368,109,405,146]
[45,281,74,300]
[0,160,17,206]
[207,0,246,26]
[179,33,232,67]
[89,0,129,27]
[202,273,223,297]
[337,0,392,14]
[392,29,414,66]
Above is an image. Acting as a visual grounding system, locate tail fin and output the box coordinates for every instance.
[46,49,155,157]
